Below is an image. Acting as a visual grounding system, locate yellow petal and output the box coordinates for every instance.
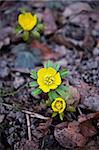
[59,98,66,113]
[37,76,43,85]
[51,100,58,112]
[59,104,66,113]
[32,14,37,28]
[47,67,56,76]
[49,84,58,90]
[37,68,47,78]
[18,13,37,31]
[39,84,50,93]
[27,14,37,30]
[52,98,66,113]
[54,73,61,85]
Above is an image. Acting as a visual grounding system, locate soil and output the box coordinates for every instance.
[0,1,99,150]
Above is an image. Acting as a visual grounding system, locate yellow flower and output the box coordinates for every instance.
[18,12,37,31]
[37,67,61,93]
[51,98,66,113]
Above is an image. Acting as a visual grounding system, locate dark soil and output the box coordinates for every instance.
[0,1,99,150]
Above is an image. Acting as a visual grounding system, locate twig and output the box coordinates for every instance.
[78,107,83,115]
[1,102,12,108]
[26,114,32,141]
[0,102,49,120]
[22,110,49,120]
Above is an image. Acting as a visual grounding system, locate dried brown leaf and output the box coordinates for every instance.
[32,40,59,60]
[43,8,57,35]
[54,113,99,148]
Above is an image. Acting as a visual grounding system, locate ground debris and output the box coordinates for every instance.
[43,8,57,35]
[18,139,39,150]
[0,114,5,123]
[54,112,99,148]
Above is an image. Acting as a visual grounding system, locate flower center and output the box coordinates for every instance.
[44,75,55,85]
[55,101,63,110]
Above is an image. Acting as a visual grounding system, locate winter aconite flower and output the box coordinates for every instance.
[51,97,66,114]
[18,12,37,31]
[37,67,61,93]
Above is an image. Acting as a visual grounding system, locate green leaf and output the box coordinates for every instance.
[66,106,76,112]
[36,23,44,32]
[31,31,40,39]
[29,81,38,87]
[59,69,69,78]
[52,112,57,117]
[30,70,37,80]
[46,100,52,106]
[48,92,53,101]
[15,25,23,34]
[54,63,60,71]
[58,85,69,91]
[44,60,53,68]
[23,31,29,41]
[59,112,64,121]
[19,7,28,13]
[32,88,42,96]
[48,91,59,101]
[56,87,66,98]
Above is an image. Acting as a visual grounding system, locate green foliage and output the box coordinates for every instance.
[59,69,69,78]
[31,31,40,39]
[23,31,29,41]
[29,60,76,121]
[54,63,60,71]
[44,60,53,68]
[30,70,37,80]
[36,23,44,32]
[29,81,38,87]
[48,91,59,101]
[19,7,28,14]
[52,112,57,117]
[16,11,44,41]
[66,106,76,112]
[59,112,64,121]
[58,84,69,91]
[56,87,66,98]
[46,100,52,107]
[15,25,23,34]
[32,88,42,96]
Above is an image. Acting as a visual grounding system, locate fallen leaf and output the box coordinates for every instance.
[52,33,84,51]
[82,93,99,111]
[83,31,95,52]
[63,2,92,20]
[78,112,99,123]
[71,79,90,100]
[69,79,99,112]
[54,121,86,148]
[20,140,39,150]
[32,119,52,139]
[32,40,59,60]
[43,8,57,35]
[54,113,99,148]
[0,1,15,11]
[37,119,52,136]
[79,121,97,138]
[67,85,80,106]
